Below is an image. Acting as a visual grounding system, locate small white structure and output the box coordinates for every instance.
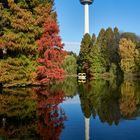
[78,73,86,80]
[78,73,86,83]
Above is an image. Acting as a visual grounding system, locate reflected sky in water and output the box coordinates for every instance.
[60,97,140,140]
[62,95,80,104]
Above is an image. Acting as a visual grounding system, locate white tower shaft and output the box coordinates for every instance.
[84,4,89,34]
[84,4,90,140]
[85,117,90,140]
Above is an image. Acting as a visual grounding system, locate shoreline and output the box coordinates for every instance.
[1,73,140,88]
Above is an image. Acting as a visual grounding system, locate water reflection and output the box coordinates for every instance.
[0,88,37,139]
[119,80,140,119]
[78,79,140,125]
[78,79,140,140]
[0,87,67,139]
[36,87,67,140]
[0,78,140,139]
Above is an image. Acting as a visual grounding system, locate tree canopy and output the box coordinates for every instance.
[0,0,66,86]
[78,27,140,79]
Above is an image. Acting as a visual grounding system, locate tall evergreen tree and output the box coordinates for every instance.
[92,33,96,44]
[97,28,106,48]
[77,33,92,76]
[97,28,110,71]
[97,27,121,71]
[89,44,106,77]
[112,27,120,64]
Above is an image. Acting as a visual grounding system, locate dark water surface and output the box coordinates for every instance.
[0,78,140,140]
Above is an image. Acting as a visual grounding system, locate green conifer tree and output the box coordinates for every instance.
[77,33,92,76]
[89,44,106,78]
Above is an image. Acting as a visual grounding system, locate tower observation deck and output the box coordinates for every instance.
[80,0,93,5]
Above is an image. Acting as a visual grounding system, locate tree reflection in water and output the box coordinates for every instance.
[36,87,67,140]
[0,78,140,139]
[78,79,140,126]
[0,86,67,139]
[119,80,140,119]
[0,88,37,139]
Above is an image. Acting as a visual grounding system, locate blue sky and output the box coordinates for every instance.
[55,0,140,53]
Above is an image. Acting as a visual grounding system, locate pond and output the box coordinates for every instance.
[0,77,140,140]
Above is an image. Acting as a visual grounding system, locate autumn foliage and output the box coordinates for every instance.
[36,19,66,84]
[36,87,66,140]
[118,38,139,73]
[0,0,62,86]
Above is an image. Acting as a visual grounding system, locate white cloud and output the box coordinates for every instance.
[63,41,81,46]
[63,41,81,54]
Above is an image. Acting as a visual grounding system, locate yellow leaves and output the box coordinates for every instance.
[119,38,139,73]
[8,0,20,12]
[2,32,19,50]
[34,3,52,15]
[6,0,35,32]
[1,0,53,52]
[119,38,137,59]
[120,59,136,73]
[1,30,36,52]
[34,4,52,25]
[7,0,14,4]
[121,81,135,96]
[119,81,139,117]
[0,57,37,85]
[10,11,35,31]
[0,3,3,10]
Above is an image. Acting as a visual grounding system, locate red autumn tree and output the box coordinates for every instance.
[36,18,66,84]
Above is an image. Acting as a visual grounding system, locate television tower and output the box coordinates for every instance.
[80,2,94,140]
[80,0,94,34]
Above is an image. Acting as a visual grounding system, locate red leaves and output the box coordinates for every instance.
[43,20,59,35]
[36,18,65,84]
[36,88,66,140]
[37,19,64,52]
